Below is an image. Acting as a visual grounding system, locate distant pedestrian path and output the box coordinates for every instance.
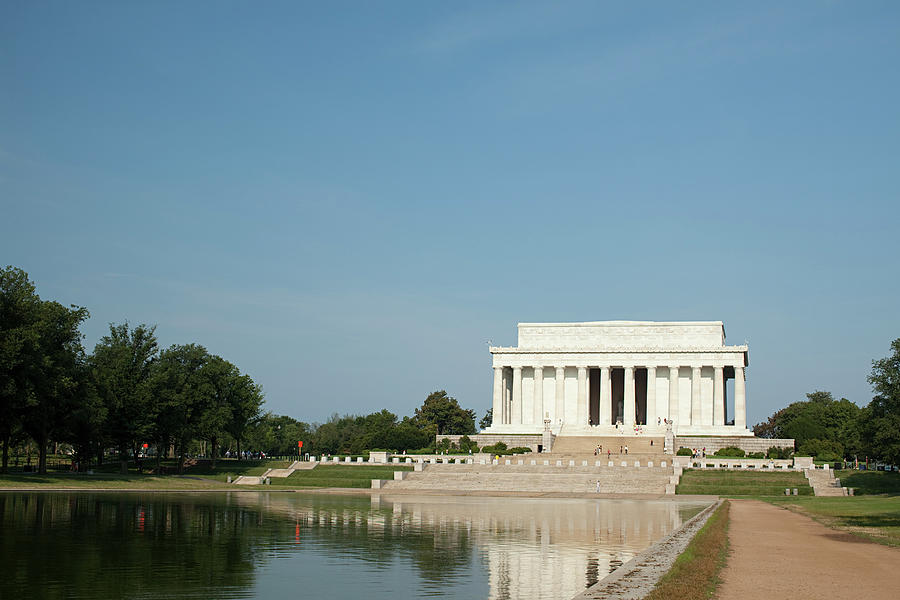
[718,499,900,600]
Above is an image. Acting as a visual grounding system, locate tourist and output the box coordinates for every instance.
[607,449,611,459]
[657,417,661,426]
[619,445,623,454]
[624,445,628,455]
[595,480,601,493]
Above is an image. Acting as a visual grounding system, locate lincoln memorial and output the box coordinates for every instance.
[483,321,751,437]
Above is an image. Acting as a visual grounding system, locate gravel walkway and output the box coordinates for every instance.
[718,499,900,600]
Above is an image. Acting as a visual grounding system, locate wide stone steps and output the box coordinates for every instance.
[805,469,847,496]
[384,464,673,494]
[385,473,668,494]
[550,436,665,455]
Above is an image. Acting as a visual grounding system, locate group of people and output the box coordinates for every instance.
[224,450,267,460]
[690,448,707,458]
[593,444,628,459]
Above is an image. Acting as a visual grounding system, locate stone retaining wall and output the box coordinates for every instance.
[674,436,793,453]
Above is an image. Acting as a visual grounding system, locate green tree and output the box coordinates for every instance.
[20,299,90,474]
[222,368,264,459]
[479,408,493,431]
[861,338,900,464]
[150,344,210,474]
[61,361,105,468]
[414,390,476,436]
[752,390,863,459]
[196,355,247,469]
[0,266,42,472]
[245,413,310,456]
[91,323,158,473]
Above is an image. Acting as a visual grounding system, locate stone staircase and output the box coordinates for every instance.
[381,462,674,495]
[233,461,312,485]
[549,436,665,455]
[805,469,847,496]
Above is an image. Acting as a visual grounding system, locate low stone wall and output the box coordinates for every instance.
[436,433,544,452]
[674,436,794,454]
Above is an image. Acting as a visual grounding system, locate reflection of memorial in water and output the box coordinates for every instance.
[242,493,707,600]
[381,496,699,600]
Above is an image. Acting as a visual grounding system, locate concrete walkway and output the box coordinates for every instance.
[718,499,900,600]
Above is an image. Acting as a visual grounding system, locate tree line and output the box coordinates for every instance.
[753,338,900,465]
[1,266,480,474]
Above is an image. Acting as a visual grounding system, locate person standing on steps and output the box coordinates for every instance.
[624,445,629,455]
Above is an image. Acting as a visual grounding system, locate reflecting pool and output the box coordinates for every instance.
[0,492,709,600]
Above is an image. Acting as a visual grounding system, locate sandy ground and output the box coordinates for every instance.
[718,499,900,600]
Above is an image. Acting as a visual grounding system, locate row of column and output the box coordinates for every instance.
[492,365,746,429]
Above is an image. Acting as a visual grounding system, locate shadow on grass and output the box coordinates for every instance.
[842,515,900,528]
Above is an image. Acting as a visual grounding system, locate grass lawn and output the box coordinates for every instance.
[0,459,291,489]
[645,501,730,600]
[0,472,232,489]
[834,470,900,495]
[768,496,900,547]
[269,464,413,488]
[677,469,813,496]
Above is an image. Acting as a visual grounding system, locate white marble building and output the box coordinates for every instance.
[484,321,751,437]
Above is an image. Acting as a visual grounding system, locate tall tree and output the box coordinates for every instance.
[0,266,41,473]
[198,355,264,468]
[20,299,90,474]
[862,338,900,464]
[752,390,863,459]
[151,344,210,474]
[414,390,476,436]
[222,367,264,460]
[91,323,158,473]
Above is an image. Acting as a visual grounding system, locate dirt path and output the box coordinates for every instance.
[718,499,900,600]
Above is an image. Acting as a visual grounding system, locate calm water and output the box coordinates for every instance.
[0,492,709,600]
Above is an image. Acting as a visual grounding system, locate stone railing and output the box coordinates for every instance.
[672,456,815,470]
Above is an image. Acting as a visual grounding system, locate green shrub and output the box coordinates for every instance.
[766,446,793,459]
[507,447,532,455]
[747,452,765,459]
[713,446,746,457]
[457,435,479,454]
[797,438,843,462]
[677,447,693,456]
[481,441,508,455]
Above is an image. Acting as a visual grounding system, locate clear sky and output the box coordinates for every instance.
[2,1,899,427]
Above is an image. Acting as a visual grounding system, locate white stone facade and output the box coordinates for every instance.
[484,321,751,437]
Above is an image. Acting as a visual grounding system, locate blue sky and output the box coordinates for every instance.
[2,1,899,426]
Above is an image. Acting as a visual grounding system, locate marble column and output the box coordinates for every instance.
[713,366,725,426]
[577,366,588,427]
[533,366,544,424]
[668,366,679,425]
[646,366,657,426]
[735,366,747,428]
[623,366,635,426]
[691,366,701,426]
[600,366,611,426]
[555,367,565,425]
[492,366,503,427]
[512,366,522,425]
